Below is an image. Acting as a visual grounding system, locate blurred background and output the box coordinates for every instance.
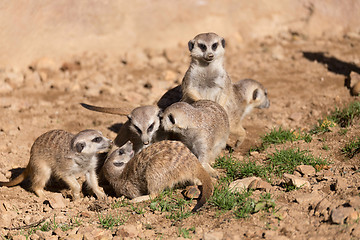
[0,0,359,68]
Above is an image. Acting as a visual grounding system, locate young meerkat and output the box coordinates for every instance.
[81,103,166,154]
[102,140,213,212]
[227,78,270,147]
[0,129,112,200]
[161,100,229,177]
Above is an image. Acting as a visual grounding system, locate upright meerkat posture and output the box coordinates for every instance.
[178,32,270,147]
[0,129,112,200]
[81,103,166,153]
[181,32,232,106]
[102,140,213,212]
[161,100,229,177]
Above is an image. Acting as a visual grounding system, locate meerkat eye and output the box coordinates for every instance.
[212,42,218,51]
[118,149,125,155]
[113,162,124,167]
[92,137,102,143]
[198,43,207,52]
[134,125,142,134]
[253,89,260,100]
[147,122,154,133]
[168,114,175,125]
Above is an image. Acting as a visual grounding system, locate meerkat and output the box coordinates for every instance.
[181,32,232,107]
[102,140,214,212]
[173,33,270,148]
[81,103,166,153]
[0,129,112,200]
[226,78,270,147]
[161,100,229,177]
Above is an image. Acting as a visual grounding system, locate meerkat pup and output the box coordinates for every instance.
[81,103,166,153]
[161,100,229,177]
[227,78,270,147]
[181,32,232,107]
[102,140,214,212]
[0,129,112,200]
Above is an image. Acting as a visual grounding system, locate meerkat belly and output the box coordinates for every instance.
[189,71,227,102]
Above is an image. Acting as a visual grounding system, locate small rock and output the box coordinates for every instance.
[115,224,140,238]
[294,192,321,205]
[248,179,273,192]
[0,211,17,228]
[203,231,224,240]
[31,57,57,72]
[30,234,40,240]
[334,177,347,192]
[35,229,53,239]
[314,198,332,218]
[48,193,67,209]
[283,173,310,188]
[183,185,201,199]
[83,228,112,240]
[249,151,260,157]
[348,196,360,209]
[288,112,302,122]
[296,165,316,177]
[330,206,357,224]
[12,235,27,240]
[352,224,360,238]
[229,177,261,192]
[67,234,84,240]
[53,228,66,238]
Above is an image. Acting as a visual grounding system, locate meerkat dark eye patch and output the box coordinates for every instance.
[221,39,225,48]
[118,149,125,155]
[75,142,85,153]
[188,41,195,51]
[198,43,207,52]
[134,125,142,135]
[92,137,102,143]
[212,42,218,51]
[113,161,125,167]
[168,114,175,125]
[147,122,154,133]
[253,89,260,100]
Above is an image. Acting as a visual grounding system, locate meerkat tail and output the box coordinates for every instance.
[191,165,214,212]
[80,103,133,116]
[0,167,29,187]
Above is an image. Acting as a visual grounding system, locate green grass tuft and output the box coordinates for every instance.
[98,213,127,229]
[341,137,360,158]
[266,148,328,177]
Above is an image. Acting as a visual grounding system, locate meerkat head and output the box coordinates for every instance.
[71,129,113,156]
[105,141,134,172]
[161,102,194,133]
[188,32,225,64]
[236,79,270,120]
[127,105,162,146]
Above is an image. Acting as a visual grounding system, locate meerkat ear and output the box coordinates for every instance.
[221,38,225,48]
[188,40,195,51]
[127,114,132,121]
[75,142,85,153]
[168,114,176,125]
[252,89,260,100]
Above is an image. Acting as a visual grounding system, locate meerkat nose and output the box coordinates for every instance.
[207,53,214,59]
[143,141,149,145]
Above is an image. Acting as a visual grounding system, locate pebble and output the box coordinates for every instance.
[229,177,261,192]
[334,177,347,192]
[203,231,224,240]
[248,179,273,192]
[115,224,141,238]
[283,173,310,188]
[294,192,321,205]
[314,198,331,218]
[48,193,67,209]
[295,165,316,177]
[330,206,358,224]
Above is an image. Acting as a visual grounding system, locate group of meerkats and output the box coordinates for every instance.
[0,32,270,212]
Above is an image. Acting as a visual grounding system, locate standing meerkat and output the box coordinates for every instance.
[81,103,166,153]
[175,32,270,148]
[0,129,112,200]
[161,100,229,177]
[181,32,232,106]
[102,140,213,212]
